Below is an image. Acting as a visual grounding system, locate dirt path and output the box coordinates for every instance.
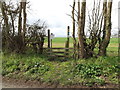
[2,82,28,88]
[2,77,54,88]
[2,76,119,88]
[2,77,34,88]
[2,76,68,88]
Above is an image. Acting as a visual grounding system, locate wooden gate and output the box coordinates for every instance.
[46,26,72,60]
[47,48,73,58]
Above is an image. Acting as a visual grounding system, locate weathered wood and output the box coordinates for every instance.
[47,51,72,54]
[48,29,50,48]
[48,55,70,58]
[45,48,74,49]
[47,51,65,54]
[67,26,70,42]
[51,39,52,48]
[65,26,70,56]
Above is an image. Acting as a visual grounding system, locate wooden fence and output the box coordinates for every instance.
[43,48,74,58]
[46,27,73,59]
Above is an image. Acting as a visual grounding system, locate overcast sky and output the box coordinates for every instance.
[26,0,119,37]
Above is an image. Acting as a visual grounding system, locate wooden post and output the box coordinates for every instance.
[48,29,51,56]
[48,29,50,48]
[65,26,70,57]
[51,39,52,48]
[67,26,70,43]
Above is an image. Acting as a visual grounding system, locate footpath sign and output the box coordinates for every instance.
[50,33,55,48]
[50,33,55,40]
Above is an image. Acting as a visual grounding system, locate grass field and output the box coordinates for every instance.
[44,37,118,47]
[44,37,118,56]
[2,38,119,87]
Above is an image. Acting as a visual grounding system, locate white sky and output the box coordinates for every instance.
[19,0,120,37]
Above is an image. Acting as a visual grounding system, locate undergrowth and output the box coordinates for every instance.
[2,52,119,87]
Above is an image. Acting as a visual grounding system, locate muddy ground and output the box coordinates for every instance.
[2,76,119,88]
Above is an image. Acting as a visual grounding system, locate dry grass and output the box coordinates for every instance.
[44,43,118,48]
[44,43,73,48]
[108,43,118,47]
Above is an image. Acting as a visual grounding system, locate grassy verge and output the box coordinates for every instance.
[2,52,119,87]
[2,38,119,87]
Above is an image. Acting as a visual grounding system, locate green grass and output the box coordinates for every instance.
[2,52,119,86]
[110,38,118,43]
[2,38,119,87]
[45,37,73,43]
[45,37,118,56]
[45,37,118,44]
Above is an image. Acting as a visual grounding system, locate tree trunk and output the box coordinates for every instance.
[17,0,27,53]
[102,0,107,40]
[78,0,86,58]
[17,1,24,53]
[10,12,15,37]
[1,2,10,50]
[23,1,27,40]
[18,2,22,36]
[22,1,27,51]
[38,37,44,54]
[72,0,76,58]
[99,0,112,56]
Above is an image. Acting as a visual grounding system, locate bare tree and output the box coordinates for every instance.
[26,20,47,54]
[0,0,27,53]
[18,1,22,36]
[17,0,27,53]
[72,0,77,58]
[0,0,48,54]
[78,0,86,58]
[70,0,112,59]
[98,0,113,56]
[87,0,103,57]
[0,2,10,50]
[23,1,27,43]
